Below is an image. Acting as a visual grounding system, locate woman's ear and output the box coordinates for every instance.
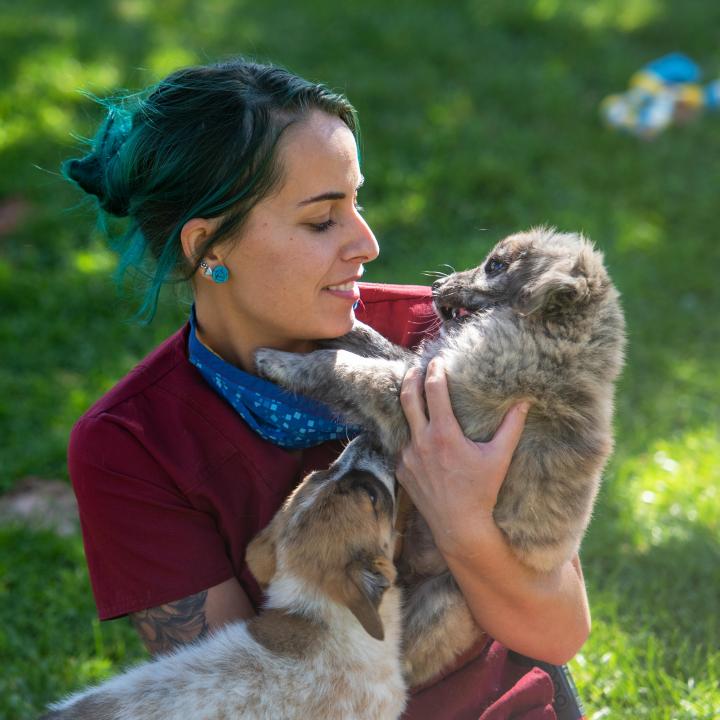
[180,217,221,268]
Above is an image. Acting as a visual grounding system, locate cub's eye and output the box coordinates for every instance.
[354,480,378,507]
[364,485,378,506]
[484,258,508,275]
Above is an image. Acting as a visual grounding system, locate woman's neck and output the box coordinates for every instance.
[193,297,315,374]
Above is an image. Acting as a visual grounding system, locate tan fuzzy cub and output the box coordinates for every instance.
[43,437,406,720]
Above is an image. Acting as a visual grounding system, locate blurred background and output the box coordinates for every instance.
[1,1,718,718]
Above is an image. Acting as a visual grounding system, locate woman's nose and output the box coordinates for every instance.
[346,211,379,262]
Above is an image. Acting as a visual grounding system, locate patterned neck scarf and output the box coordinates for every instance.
[188,308,361,449]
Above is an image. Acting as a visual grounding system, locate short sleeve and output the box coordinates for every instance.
[355,283,435,349]
[69,415,234,620]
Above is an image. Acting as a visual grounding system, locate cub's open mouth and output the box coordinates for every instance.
[434,294,496,322]
[436,304,473,322]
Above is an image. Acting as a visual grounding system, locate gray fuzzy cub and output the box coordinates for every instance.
[255,227,626,686]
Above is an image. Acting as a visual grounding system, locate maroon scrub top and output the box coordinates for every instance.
[69,283,436,620]
[69,282,557,719]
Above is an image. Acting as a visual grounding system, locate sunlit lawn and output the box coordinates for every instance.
[1,1,719,718]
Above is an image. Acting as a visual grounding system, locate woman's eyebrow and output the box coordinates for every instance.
[297,191,345,207]
[297,176,365,207]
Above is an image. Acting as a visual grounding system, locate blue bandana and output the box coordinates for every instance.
[188,309,361,449]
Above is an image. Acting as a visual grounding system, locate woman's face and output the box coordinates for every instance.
[210,110,378,356]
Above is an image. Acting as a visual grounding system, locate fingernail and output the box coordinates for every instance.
[517,401,530,414]
[405,366,420,382]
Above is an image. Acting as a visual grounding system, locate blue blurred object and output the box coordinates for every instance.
[704,80,720,109]
[600,52,720,138]
[644,52,701,84]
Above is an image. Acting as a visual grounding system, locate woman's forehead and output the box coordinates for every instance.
[275,112,361,202]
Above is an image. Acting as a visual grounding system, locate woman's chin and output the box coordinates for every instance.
[316,313,355,340]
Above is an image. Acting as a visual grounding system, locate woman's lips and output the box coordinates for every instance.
[324,280,361,300]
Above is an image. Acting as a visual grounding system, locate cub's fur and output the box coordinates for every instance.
[42,440,406,720]
[255,228,626,685]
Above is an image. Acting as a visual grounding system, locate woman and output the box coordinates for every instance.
[64,59,589,718]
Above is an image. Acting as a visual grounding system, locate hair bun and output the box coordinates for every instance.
[63,108,132,217]
[64,153,102,199]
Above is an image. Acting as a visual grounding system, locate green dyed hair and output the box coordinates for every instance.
[63,59,359,322]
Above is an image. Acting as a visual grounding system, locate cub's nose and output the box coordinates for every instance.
[432,277,447,291]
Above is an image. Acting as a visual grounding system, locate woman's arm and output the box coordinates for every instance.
[130,577,255,655]
[396,358,591,666]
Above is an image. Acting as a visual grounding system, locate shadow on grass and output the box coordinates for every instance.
[0,525,144,719]
[2,2,720,715]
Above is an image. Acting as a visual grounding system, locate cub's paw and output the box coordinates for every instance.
[254,348,300,386]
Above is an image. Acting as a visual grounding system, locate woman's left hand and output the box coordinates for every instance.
[396,356,529,558]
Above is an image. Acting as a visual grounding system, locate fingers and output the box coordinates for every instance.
[489,401,530,464]
[400,365,429,435]
[401,357,462,437]
[423,357,462,432]
[401,356,530,461]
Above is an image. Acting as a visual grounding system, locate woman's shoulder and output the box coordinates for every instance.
[357,281,431,304]
[356,282,435,349]
[68,322,291,487]
[70,322,245,467]
[79,323,192,422]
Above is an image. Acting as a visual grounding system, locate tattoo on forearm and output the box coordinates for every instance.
[130,590,210,655]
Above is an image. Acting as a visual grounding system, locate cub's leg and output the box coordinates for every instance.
[397,508,448,580]
[318,321,415,362]
[402,572,484,688]
[254,348,411,454]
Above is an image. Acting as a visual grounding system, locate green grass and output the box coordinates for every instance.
[1,1,719,717]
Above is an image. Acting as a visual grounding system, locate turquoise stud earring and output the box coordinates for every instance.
[200,261,230,284]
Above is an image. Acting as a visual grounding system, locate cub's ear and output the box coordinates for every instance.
[339,555,396,640]
[514,265,589,317]
[246,524,278,590]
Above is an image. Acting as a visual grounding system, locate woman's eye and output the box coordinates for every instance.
[308,200,363,232]
[309,219,336,233]
[484,258,508,275]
